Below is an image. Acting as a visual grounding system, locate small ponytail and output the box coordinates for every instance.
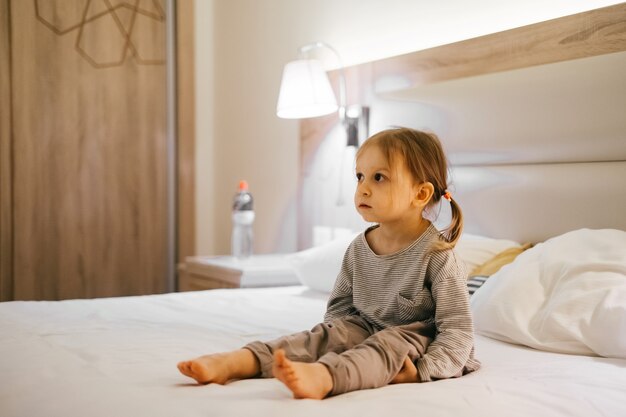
[439,195,463,249]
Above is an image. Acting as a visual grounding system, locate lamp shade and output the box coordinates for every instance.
[276,59,338,119]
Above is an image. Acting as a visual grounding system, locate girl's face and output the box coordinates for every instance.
[354,145,420,224]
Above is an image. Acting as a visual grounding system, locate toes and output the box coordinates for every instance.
[274,349,287,366]
[177,361,191,376]
[189,362,207,381]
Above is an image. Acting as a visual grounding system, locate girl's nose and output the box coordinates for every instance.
[358,183,371,196]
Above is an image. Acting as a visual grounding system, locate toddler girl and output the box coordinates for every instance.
[178,127,480,399]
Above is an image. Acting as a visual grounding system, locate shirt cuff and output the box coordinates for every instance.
[416,358,433,382]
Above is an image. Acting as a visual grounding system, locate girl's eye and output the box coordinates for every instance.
[374,173,384,182]
[356,173,364,181]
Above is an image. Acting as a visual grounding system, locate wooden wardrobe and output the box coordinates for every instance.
[0,0,195,301]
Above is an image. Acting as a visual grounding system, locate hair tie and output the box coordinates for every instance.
[443,190,452,202]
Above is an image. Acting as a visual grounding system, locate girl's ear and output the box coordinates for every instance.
[414,182,434,208]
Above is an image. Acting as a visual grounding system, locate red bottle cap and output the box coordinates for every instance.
[238,180,249,191]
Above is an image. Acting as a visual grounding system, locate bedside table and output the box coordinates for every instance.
[178,254,300,291]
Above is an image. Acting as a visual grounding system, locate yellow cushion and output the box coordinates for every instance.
[469,243,533,277]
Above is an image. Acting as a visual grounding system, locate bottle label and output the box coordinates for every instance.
[232,210,255,225]
[233,192,253,211]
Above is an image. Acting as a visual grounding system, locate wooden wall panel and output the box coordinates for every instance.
[10,0,169,300]
[0,0,12,301]
[367,3,626,94]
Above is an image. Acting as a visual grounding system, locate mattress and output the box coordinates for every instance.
[1,286,625,417]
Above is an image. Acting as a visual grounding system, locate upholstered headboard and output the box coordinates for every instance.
[297,3,626,249]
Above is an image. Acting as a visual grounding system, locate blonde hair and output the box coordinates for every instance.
[356,127,463,249]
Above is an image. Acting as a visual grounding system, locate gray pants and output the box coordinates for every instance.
[244,315,435,396]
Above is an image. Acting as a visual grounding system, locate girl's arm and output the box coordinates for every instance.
[324,281,354,321]
[323,247,356,322]
[415,256,476,381]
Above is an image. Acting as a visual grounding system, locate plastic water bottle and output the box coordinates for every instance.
[231,180,255,259]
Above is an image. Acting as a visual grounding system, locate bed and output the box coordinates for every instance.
[2,4,626,417]
[1,229,626,417]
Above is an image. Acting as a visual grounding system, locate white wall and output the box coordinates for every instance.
[195,0,621,256]
[194,0,216,255]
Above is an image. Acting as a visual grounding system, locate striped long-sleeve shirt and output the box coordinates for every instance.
[324,224,480,382]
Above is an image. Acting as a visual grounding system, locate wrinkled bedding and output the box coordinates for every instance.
[1,286,625,417]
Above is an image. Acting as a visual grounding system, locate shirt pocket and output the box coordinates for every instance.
[396,291,435,324]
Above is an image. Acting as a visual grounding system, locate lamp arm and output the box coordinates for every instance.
[298,42,347,122]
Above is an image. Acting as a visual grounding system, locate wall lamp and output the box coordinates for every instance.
[276,42,368,147]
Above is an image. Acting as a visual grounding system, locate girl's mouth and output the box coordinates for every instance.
[359,204,371,209]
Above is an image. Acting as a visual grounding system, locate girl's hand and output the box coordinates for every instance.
[390,356,421,384]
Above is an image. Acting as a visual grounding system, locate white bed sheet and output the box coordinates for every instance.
[1,286,625,417]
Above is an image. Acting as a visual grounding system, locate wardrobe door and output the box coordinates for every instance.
[0,0,11,300]
[8,0,169,300]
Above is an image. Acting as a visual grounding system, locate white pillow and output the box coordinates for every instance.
[471,228,626,358]
[289,231,522,293]
[454,233,522,273]
[289,233,359,293]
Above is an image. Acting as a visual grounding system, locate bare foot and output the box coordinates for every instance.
[390,356,420,384]
[272,349,333,399]
[177,349,260,385]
